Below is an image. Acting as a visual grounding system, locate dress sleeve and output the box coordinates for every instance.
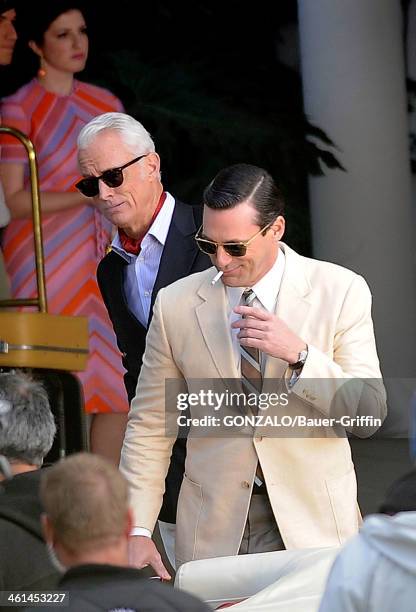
[0,99,31,164]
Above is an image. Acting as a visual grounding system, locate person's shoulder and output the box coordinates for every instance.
[171,197,203,221]
[97,249,125,289]
[142,578,209,611]
[97,248,122,269]
[284,243,367,290]
[74,81,123,110]
[159,267,216,298]
[53,567,209,612]
[1,79,37,106]
[318,533,375,612]
[172,196,203,234]
[156,266,217,309]
[173,197,201,211]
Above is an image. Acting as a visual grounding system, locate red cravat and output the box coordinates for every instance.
[118,192,167,255]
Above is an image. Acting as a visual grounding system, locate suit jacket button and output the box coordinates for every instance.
[242,481,250,489]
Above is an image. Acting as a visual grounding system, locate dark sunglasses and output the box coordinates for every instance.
[195,221,274,257]
[75,154,148,197]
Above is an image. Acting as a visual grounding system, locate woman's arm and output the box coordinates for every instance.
[0,162,89,219]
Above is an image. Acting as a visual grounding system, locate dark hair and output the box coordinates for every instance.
[203,163,285,228]
[19,0,86,46]
[0,0,15,15]
[0,371,56,466]
[378,469,416,515]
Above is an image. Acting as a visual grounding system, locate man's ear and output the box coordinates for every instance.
[272,215,285,241]
[144,152,161,182]
[28,40,42,59]
[41,513,55,545]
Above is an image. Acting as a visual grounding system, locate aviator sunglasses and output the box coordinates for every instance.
[195,220,274,257]
[75,154,148,197]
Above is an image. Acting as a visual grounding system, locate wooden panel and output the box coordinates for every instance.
[0,312,89,371]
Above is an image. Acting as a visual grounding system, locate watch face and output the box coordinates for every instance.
[289,348,308,369]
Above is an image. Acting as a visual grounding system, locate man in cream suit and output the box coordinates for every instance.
[120,164,387,578]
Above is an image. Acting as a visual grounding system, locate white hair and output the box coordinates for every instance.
[0,371,56,466]
[77,112,156,156]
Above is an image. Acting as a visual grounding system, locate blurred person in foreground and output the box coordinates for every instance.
[25,452,209,612]
[0,0,17,299]
[0,370,58,593]
[0,0,16,67]
[319,469,416,612]
[0,1,127,456]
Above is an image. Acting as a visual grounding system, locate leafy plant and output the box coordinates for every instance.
[91,48,342,254]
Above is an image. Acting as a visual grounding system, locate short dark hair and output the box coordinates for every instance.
[378,469,416,515]
[0,0,15,15]
[203,163,285,227]
[0,371,56,466]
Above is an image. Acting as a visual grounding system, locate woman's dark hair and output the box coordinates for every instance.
[0,0,16,14]
[203,163,285,227]
[19,0,86,46]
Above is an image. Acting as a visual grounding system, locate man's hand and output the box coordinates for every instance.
[233,305,306,364]
[128,536,171,580]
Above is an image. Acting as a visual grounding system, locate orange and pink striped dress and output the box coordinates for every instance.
[0,78,128,413]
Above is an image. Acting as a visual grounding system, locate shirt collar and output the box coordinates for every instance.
[147,191,175,245]
[111,191,175,262]
[226,246,286,312]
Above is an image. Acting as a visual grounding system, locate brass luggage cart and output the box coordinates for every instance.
[0,126,89,457]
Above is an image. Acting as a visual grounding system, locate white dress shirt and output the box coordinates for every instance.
[111,192,175,326]
[226,247,286,371]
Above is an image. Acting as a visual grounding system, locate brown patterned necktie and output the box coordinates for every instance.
[240,289,263,396]
[241,289,265,486]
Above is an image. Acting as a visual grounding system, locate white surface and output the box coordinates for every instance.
[175,546,339,611]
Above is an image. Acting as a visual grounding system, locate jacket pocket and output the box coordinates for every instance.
[325,466,360,543]
[175,474,203,566]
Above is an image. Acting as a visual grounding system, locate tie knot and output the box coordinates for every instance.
[242,288,256,306]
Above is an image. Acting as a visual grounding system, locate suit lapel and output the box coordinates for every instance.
[194,244,312,382]
[263,244,312,380]
[107,251,146,331]
[151,199,200,316]
[196,278,239,380]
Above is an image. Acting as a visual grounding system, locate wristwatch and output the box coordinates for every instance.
[289,346,308,370]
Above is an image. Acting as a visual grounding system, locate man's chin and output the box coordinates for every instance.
[104,209,127,226]
[221,274,245,287]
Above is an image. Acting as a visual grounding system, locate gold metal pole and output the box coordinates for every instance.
[0,126,47,312]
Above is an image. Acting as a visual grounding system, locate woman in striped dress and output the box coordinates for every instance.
[0,1,129,461]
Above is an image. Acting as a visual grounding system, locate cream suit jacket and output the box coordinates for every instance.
[120,243,387,567]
